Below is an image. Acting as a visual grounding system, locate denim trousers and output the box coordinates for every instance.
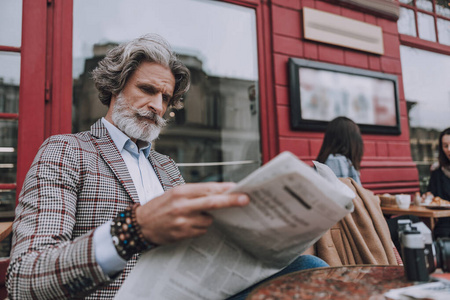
[226,255,329,300]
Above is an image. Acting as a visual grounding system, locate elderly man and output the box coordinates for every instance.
[7,34,326,299]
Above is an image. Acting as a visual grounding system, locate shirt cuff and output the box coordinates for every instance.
[93,222,127,276]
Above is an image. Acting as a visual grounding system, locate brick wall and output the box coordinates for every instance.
[269,0,419,194]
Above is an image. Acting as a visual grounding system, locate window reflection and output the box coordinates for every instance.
[418,12,437,41]
[400,46,450,192]
[436,1,450,18]
[398,7,417,36]
[0,0,22,47]
[73,0,261,183]
[416,0,433,12]
[0,120,17,184]
[437,18,450,45]
[0,53,21,101]
[0,119,17,217]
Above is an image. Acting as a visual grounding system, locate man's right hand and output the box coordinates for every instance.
[135,182,250,245]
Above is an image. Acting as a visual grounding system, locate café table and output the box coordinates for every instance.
[246,265,413,300]
[381,205,450,230]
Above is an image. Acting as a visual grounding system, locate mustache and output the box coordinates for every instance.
[134,109,167,127]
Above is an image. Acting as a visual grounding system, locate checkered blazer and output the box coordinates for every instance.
[7,119,185,299]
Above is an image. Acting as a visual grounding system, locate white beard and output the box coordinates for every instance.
[111,93,167,143]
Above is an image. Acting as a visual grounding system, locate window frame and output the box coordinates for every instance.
[14,0,73,211]
[13,0,276,210]
[399,0,450,55]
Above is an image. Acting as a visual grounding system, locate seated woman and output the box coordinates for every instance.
[427,127,450,238]
[316,116,363,185]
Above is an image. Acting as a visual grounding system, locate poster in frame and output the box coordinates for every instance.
[288,58,401,135]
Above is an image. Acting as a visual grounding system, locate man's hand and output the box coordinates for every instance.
[135,182,249,245]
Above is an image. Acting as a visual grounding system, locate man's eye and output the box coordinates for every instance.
[163,95,171,103]
[140,86,156,94]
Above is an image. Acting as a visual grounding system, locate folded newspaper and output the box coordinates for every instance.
[384,281,450,300]
[115,151,355,299]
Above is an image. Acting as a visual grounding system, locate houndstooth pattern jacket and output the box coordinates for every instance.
[7,119,185,299]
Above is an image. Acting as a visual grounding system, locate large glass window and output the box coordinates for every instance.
[0,0,21,221]
[0,0,22,257]
[398,0,450,46]
[400,46,450,192]
[73,0,261,183]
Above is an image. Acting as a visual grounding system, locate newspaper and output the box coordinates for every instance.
[384,281,450,300]
[115,151,355,300]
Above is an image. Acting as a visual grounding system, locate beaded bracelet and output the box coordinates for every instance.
[110,203,157,260]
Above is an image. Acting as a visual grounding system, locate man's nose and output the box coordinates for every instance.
[147,94,163,115]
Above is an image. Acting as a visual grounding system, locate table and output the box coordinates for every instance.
[381,205,450,230]
[247,265,413,300]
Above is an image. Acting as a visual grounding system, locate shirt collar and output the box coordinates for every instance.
[101,118,151,158]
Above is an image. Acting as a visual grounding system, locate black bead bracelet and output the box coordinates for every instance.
[110,203,156,260]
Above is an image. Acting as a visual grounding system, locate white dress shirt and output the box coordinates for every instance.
[93,118,164,275]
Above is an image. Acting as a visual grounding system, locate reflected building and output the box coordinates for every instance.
[72,43,261,184]
[407,100,442,193]
[72,43,116,132]
[0,77,19,216]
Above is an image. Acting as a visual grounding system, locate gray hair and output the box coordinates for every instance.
[91,33,190,109]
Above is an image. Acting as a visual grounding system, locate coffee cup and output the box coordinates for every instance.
[396,194,411,209]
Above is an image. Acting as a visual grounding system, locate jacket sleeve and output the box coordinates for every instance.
[7,136,112,299]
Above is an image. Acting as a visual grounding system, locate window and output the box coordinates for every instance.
[400,46,450,192]
[0,0,22,257]
[72,0,261,183]
[0,0,22,222]
[398,0,450,46]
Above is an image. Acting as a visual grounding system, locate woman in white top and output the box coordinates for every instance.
[316,117,364,185]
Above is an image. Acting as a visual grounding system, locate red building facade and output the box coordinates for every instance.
[2,0,450,217]
[1,0,450,295]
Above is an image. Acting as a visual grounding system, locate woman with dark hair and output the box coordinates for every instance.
[316,116,364,185]
[427,127,450,238]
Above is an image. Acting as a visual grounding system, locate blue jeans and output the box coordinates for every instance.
[226,255,329,300]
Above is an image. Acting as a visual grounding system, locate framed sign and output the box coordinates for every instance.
[289,58,401,135]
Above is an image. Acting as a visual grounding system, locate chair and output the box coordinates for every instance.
[305,178,402,266]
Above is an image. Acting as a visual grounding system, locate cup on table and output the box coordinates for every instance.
[396,194,411,209]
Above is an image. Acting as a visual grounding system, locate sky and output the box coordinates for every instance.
[0,0,259,84]
[400,45,450,131]
[0,0,22,84]
[72,0,258,80]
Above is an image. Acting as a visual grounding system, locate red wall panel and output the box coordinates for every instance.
[341,7,365,21]
[275,85,289,106]
[315,0,341,14]
[344,50,369,69]
[317,44,345,64]
[268,0,419,194]
[271,0,301,10]
[368,55,382,71]
[363,141,377,158]
[375,142,389,157]
[380,56,402,74]
[273,35,303,57]
[303,41,319,60]
[279,137,311,157]
[383,33,401,58]
[273,54,290,86]
[272,5,302,38]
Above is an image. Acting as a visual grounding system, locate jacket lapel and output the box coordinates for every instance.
[148,152,176,192]
[90,119,140,203]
